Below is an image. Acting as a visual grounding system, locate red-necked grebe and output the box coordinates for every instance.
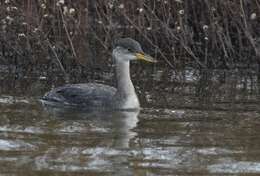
[41,38,156,110]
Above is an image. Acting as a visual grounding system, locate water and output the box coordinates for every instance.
[1,68,260,175]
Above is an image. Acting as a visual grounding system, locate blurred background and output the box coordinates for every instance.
[0,0,259,76]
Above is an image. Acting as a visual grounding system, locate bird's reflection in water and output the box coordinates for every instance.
[41,103,139,148]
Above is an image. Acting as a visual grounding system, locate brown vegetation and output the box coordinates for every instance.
[0,0,259,75]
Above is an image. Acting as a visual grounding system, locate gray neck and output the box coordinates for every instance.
[115,59,136,96]
[112,51,140,109]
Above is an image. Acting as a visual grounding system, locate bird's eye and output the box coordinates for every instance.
[127,48,132,52]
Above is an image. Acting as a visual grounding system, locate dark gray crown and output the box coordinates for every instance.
[113,38,143,53]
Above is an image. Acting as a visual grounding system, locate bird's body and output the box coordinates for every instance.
[42,83,116,108]
[41,38,156,110]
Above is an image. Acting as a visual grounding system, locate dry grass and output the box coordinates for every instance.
[0,0,259,74]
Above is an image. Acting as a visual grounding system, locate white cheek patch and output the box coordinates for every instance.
[113,47,136,61]
[113,48,120,58]
[113,48,125,60]
[128,54,136,60]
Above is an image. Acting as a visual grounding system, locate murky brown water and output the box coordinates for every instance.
[1,68,260,175]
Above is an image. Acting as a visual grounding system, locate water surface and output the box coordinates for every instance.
[0,68,260,175]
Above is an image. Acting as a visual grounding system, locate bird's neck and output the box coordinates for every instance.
[112,54,140,109]
[115,60,135,96]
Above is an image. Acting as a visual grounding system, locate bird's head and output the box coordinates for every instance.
[112,38,157,63]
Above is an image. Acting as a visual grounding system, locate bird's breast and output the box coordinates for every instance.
[121,94,140,109]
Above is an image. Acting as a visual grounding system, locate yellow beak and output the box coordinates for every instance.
[135,53,157,63]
